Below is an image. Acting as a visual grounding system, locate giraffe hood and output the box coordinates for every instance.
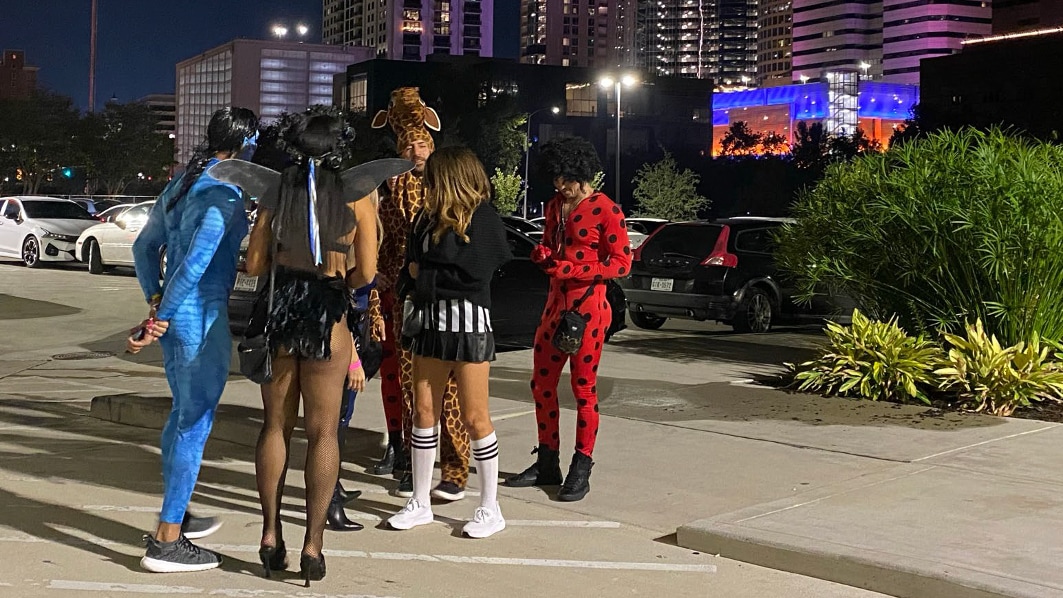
[371,87,441,152]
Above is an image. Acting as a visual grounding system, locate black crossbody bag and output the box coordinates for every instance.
[550,210,597,354]
[238,193,286,384]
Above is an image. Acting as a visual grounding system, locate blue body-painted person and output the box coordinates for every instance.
[128,107,259,573]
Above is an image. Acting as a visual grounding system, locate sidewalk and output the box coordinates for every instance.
[6,324,1063,598]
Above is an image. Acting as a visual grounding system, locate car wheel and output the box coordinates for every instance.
[629,309,667,330]
[86,239,105,275]
[733,287,773,333]
[159,247,167,280]
[22,236,42,269]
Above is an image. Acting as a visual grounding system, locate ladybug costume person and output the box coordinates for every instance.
[505,136,630,502]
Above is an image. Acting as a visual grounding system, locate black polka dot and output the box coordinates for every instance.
[592,385,597,393]
[390,418,399,426]
[592,207,602,216]
[578,377,588,385]
[566,237,574,245]
[591,329,600,338]
[583,355,593,363]
[618,267,627,275]
[549,410,558,419]
[386,373,396,381]
[619,219,627,227]
[578,398,588,406]
[535,344,543,353]
[594,404,600,412]
[579,420,587,428]
[551,354,562,363]
[562,265,572,274]
[544,390,553,398]
[594,274,604,282]
[608,234,618,243]
[576,440,584,450]
[542,332,550,341]
[576,251,584,260]
[536,402,543,409]
[582,265,591,272]
[612,206,621,214]
[573,214,583,222]
[592,365,599,372]
[553,432,560,439]
[595,342,601,350]
[623,245,631,255]
[583,313,592,322]
[539,368,549,376]
[578,229,588,237]
[590,243,599,250]
[539,422,547,430]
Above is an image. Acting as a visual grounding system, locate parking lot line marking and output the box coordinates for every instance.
[492,409,536,421]
[506,520,621,528]
[205,544,717,573]
[45,579,398,598]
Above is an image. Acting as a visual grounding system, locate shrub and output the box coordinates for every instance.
[776,127,1063,347]
[789,310,945,405]
[490,168,522,215]
[935,320,1063,416]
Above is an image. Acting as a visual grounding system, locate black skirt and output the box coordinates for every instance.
[405,298,496,363]
[264,267,348,360]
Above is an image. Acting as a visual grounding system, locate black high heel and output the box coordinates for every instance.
[258,541,288,578]
[299,552,326,588]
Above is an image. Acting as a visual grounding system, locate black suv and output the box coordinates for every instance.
[621,217,847,333]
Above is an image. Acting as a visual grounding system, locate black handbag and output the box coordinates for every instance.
[552,284,597,355]
[238,193,285,384]
[401,298,424,339]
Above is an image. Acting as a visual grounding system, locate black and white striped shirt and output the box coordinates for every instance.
[427,299,493,333]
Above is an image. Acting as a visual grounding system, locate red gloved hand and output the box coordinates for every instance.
[531,244,553,265]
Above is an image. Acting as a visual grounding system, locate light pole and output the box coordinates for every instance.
[599,73,637,203]
[522,106,559,218]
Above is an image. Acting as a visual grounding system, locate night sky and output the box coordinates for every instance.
[0,0,520,111]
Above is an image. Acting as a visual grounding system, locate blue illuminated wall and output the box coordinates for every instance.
[712,81,919,126]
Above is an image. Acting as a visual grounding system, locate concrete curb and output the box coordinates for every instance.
[90,394,264,449]
[676,520,1050,598]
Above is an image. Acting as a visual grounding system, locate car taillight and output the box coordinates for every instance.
[701,226,738,267]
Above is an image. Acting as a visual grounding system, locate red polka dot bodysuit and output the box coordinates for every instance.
[530,191,631,457]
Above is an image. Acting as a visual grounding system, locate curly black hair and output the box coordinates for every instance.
[536,136,602,184]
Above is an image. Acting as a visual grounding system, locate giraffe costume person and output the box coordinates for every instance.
[371,87,470,498]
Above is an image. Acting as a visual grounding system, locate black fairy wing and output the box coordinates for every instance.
[205,160,282,208]
[340,158,415,201]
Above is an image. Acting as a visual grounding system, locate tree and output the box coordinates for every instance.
[889,104,924,148]
[761,131,789,154]
[456,95,527,176]
[631,152,710,221]
[790,121,830,170]
[490,168,522,214]
[80,101,174,195]
[719,121,761,157]
[0,92,82,194]
[827,128,882,162]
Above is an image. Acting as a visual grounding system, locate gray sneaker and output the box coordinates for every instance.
[181,513,222,540]
[141,534,223,573]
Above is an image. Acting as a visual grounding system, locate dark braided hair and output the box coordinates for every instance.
[537,136,602,185]
[167,107,259,211]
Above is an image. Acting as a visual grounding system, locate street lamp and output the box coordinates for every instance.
[296,24,310,37]
[271,24,289,38]
[599,73,638,203]
[799,74,810,84]
[522,105,560,218]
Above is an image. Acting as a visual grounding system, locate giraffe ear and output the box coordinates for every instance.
[423,107,441,131]
[370,109,390,129]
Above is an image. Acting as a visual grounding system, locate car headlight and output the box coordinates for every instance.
[40,229,77,242]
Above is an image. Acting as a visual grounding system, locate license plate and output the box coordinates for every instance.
[233,272,259,292]
[650,278,674,292]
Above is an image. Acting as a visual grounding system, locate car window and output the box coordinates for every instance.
[122,205,151,222]
[21,200,95,220]
[2,201,18,219]
[640,224,723,259]
[98,205,130,222]
[734,228,777,254]
[505,228,535,259]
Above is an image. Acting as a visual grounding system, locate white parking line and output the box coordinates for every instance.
[45,579,397,597]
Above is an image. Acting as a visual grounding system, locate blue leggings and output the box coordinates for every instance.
[158,319,231,524]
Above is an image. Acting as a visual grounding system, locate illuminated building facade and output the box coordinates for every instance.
[324,0,494,60]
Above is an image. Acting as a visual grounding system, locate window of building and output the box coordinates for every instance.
[348,77,368,112]
[565,83,597,116]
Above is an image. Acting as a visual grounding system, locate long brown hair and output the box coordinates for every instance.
[422,146,491,244]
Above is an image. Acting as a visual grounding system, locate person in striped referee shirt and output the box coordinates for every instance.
[386,146,513,538]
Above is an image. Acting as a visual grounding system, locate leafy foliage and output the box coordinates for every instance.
[490,168,522,215]
[455,95,527,177]
[761,131,789,154]
[789,310,945,405]
[0,92,82,194]
[935,320,1063,416]
[776,127,1063,347]
[79,101,174,195]
[631,152,710,221]
[719,121,761,157]
[591,170,606,191]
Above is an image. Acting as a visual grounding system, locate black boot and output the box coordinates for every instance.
[371,432,401,475]
[504,444,563,488]
[392,447,411,480]
[326,484,363,531]
[335,482,362,504]
[557,452,593,502]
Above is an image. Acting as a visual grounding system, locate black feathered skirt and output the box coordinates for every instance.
[405,298,496,363]
[264,267,348,360]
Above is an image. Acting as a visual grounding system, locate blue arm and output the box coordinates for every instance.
[155,187,240,321]
[133,197,169,303]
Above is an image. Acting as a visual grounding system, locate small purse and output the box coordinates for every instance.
[552,284,597,355]
[401,298,424,339]
[238,193,285,384]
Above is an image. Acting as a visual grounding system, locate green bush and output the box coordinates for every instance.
[776,127,1063,347]
[789,310,945,405]
[935,320,1063,416]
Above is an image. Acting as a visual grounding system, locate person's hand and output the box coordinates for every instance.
[408,262,419,279]
[372,316,386,342]
[149,319,169,339]
[347,362,366,393]
[126,320,155,354]
[531,244,553,265]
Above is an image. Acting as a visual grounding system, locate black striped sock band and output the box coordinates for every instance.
[411,430,438,450]
[472,440,498,462]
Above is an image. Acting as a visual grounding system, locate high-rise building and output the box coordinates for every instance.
[520,0,623,68]
[174,39,374,164]
[756,0,792,87]
[0,50,38,100]
[633,0,758,85]
[323,0,494,60]
[790,0,990,85]
[993,0,1063,34]
[881,0,991,84]
[137,94,176,136]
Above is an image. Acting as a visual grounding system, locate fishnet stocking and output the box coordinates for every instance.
[256,318,351,558]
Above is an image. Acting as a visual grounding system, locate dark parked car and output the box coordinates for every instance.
[621,217,850,333]
[228,225,626,347]
[500,215,543,242]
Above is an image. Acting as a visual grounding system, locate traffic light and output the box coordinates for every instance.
[60,167,73,178]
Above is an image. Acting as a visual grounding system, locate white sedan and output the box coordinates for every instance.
[0,196,100,268]
[75,202,154,274]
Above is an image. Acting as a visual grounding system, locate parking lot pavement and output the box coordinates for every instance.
[0,262,896,598]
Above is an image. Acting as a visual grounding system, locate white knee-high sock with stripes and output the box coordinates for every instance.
[472,432,499,509]
[411,426,438,505]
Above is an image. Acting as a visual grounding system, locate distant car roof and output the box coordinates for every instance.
[1,196,70,202]
[716,216,795,224]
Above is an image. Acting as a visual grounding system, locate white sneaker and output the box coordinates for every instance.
[387,499,434,530]
[462,504,506,539]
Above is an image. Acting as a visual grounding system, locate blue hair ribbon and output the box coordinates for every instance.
[308,159,322,266]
